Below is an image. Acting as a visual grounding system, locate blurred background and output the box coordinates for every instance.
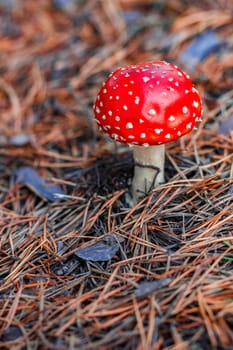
[0,0,232,150]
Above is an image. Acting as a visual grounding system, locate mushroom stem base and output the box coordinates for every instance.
[131,144,165,204]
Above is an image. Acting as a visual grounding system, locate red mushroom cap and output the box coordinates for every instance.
[93,61,202,146]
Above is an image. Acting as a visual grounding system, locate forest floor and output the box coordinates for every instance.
[0,0,233,349]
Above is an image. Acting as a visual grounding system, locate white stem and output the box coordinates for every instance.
[131,144,165,204]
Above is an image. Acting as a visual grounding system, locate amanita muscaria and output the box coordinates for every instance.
[93,61,202,204]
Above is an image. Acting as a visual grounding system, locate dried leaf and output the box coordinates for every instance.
[75,236,119,262]
[12,166,64,202]
[180,30,225,70]
[219,116,233,135]
[1,325,22,341]
[9,133,31,146]
[135,278,171,298]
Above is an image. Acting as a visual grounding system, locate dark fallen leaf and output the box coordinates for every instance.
[219,116,233,135]
[53,0,75,11]
[135,278,171,298]
[122,10,141,24]
[0,0,17,11]
[227,185,233,195]
[75,236,119,262]
[180,30,225,71]
[1,325,22,341]
[9,133,31,146]
[12,166,64,202]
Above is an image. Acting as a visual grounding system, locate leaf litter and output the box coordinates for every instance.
[0,0,233,349]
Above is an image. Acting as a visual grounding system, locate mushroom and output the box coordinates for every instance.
[93,61,202,204]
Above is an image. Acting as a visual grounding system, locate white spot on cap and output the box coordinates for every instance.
[186,122,192,129]
[140,133,146,138]
[102,115,106,120]
[135,96,140,104]
[125,73,130,77]
[175,82,179,87]
[128,135,135,139]
[168,77,173,82]
[115,126,120,130]
[148,109,156,116]
[168,115,175,122]
[108,110,112,116]
[103,125,111,130]
[193,101,199,108]
[149,84,154,88]
[124,84,128,87]
[139,118,144,124]
[161,91,167,96]
[156,80,160,85]
[165,133,171,139]
[154,129,162,134]
[142,77,150,83]
[185,89,189,94]
[192,87,198,93]
[103,89,107,93]
[95,107,100,113]
[177,131,181,136]
[115,116,120,121]
[182,106,188,114]
[111,133,119,140]
[109,96,113,100]
[128,91,133,95]
[123,105,128,110]
[100,101,103,107]
[177,71,182,77]
[130,80,134,84]
[116,96,120,100]
[126,122,133,129]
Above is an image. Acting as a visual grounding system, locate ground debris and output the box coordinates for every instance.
[74,235,120,262]
[0,1,233,349]
[134,278,171,298]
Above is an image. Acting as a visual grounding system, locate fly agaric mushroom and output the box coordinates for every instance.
[93,61,202,204]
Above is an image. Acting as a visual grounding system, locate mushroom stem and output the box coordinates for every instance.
[131,144,165,203]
